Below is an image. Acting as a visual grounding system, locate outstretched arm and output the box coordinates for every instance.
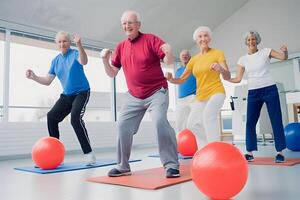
[227,65,245,83]
[25,69,55,85]
[210,61,231,80]
[270,45,288,60]
[100,49,120,77]
[165,68,192,84]
[74,34,88,65]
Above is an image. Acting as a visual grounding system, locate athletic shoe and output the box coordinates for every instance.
[275,154,285,163]
[85,152,96,166]
[244,154,254,162]
[107,168,132,177]
[166,168,180,178]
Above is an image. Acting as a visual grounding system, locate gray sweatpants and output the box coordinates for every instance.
[116,87,179,171]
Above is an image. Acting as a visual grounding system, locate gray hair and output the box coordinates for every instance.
[180,49,191,56]
[121,10,141,22]
[55,31,72,43]
[193,26,212,41]
[244,31,261,45]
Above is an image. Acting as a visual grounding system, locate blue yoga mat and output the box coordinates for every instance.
[14,159,141,174]
[148,154,193,160]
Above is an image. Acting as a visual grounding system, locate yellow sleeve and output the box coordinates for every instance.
[217,50,226,63]
[187,56,196,71]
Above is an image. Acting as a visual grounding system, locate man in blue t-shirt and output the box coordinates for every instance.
[26,31,96,166]
[174,50,196,132]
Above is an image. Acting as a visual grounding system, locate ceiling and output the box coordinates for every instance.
[0,0,249,56]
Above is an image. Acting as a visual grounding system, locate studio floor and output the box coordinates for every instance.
[1,143,300,200]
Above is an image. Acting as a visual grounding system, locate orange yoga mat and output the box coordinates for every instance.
[248,157,300,166]
[87,161,192,189]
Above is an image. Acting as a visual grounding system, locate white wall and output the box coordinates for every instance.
[269,59,295,91]
[191,0,300,68]
[0,122,159,159]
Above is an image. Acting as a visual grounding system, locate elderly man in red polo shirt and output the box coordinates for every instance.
[101,10,179,178]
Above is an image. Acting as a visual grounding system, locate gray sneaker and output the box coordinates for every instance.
[107,168,132,177]
[166,168,180,178]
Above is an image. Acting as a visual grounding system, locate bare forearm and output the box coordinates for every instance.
[270,47,288,61]
[228,77,241,83]
[167,68,191,84]
[77,44,88,65]
[282,50,288,60]
[163,53,174,65]
[103,60,118,77]
[221,70,231,80]
[276,51,288,60]
[161,43,174,65]
[168,77,185,84]
[33,76,53,85]
[227,65,245,83]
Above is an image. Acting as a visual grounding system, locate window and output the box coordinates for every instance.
[8,33,113,122]
[0,31,4,121]
[162,65,176,121]
[82,49,113,121]
[221,71,248,110]
[9,35,61,121]
[220,72,247,133]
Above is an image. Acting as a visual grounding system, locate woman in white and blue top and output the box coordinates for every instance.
[228,31,288,163]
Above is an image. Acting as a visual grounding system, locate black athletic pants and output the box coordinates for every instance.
[47,90,92,154]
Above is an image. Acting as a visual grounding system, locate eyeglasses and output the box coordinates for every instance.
[121,21,139,26]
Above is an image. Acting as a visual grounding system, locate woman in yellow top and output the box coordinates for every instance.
[166,26,230,147]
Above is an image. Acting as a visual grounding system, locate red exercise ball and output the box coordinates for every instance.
[191,142,248,200]
[32,137,65,170]
[177,129,198,156]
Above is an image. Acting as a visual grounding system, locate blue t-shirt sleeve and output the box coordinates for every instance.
[175,67,183,78]
[48,59,56,75]
[74,49,79,60]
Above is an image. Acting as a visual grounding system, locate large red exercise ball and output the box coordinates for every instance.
[32,137,65,170]
[284,123,300,151]
[191,142,248,199]
[177,129,198,156]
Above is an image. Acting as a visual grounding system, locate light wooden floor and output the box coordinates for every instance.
[1,144,300,200]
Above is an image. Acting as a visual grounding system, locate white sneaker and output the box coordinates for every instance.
[85,152,96,166]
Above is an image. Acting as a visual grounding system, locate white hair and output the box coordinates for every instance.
[244,31,261,45]
[121,10,141,22]
[193,26,212,41]
[180,49,191,56]
[55,31,72,43]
